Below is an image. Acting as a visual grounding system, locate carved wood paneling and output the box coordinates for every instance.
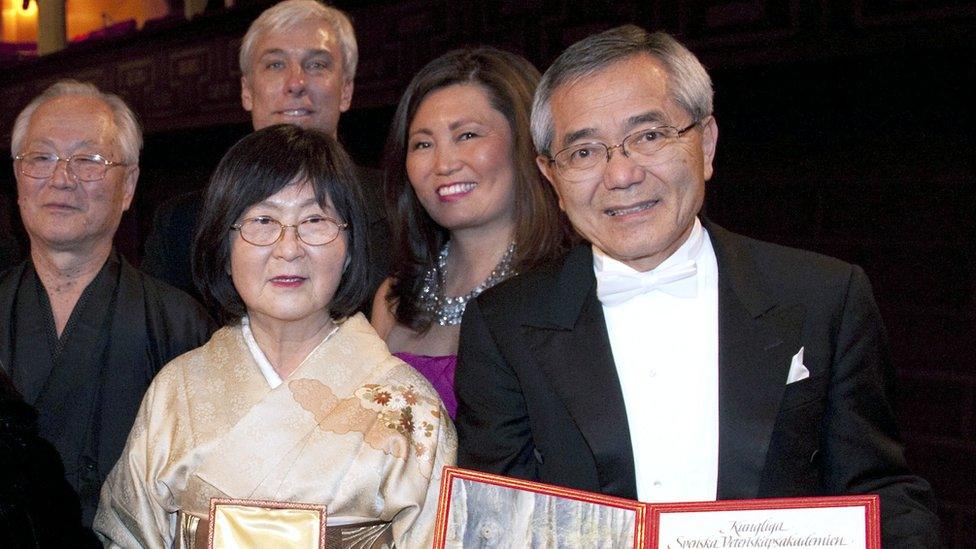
[3,0,973,139]
[0,6,260,144]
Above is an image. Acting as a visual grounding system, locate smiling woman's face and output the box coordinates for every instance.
[405,83,517,235]
[230,182,347,328]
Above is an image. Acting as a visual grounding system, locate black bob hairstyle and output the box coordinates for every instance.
[193,124,369,325]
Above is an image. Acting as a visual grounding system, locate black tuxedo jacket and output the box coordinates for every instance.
[456,222,939,547]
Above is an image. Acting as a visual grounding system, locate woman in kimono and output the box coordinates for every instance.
[94,124,456,548]
[370,47,572,417]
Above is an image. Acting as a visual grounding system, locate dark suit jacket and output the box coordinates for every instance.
[141,165,389,314]
[456,221,939,547]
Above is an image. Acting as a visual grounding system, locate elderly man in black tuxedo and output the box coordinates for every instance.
[455,25,939,547]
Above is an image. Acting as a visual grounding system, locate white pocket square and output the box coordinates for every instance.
[786,347,809,385]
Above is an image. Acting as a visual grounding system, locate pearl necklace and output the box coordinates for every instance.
[419,241,517,326]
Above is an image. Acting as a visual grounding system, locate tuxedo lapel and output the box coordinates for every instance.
[707,223,805,500]
[522,244,638,499]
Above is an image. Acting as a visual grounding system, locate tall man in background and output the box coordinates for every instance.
[143,0,388,308]
[1,80,214,524]
[456,25,940,546]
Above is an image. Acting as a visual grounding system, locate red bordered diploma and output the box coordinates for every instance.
[647,495,881,549]
[433,466,648,548]
[208,498,328,549]
[433,467,880,548]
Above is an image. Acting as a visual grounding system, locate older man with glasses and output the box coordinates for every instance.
[455,25,940,547]
[1,80,215,527]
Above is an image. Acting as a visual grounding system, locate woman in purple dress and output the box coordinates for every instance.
[371,47,571,418]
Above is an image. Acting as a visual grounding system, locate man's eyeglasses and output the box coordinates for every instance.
[231,216,347,246]
[15,152,127,182]
[548,121,701,182]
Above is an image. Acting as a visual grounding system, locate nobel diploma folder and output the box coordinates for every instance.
[433,466,647,548]
[433,467,881,548]
[208,498,327,549]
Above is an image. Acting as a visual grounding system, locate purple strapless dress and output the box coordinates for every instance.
[393,352,457,419]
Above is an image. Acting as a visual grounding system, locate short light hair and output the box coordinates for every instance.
[531,25,713,156]
[239,0,358,82]
[10,79,143,164]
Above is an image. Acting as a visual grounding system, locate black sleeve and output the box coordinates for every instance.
[455,298,538,479]
[144,277,217,372]
[822,266,940,547]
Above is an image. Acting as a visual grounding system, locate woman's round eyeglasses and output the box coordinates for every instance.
[231,216,347,246]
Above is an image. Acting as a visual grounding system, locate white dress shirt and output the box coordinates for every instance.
[594,218,720,502]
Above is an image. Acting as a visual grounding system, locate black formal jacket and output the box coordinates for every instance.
[141,165,389,314]
[0,256,216,525]
[456,221,940,547]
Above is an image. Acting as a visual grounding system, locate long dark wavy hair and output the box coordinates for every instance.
[384,46,572,332]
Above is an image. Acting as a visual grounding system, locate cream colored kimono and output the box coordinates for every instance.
[94,314,457,548]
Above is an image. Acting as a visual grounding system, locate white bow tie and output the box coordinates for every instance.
[596,259,698,306]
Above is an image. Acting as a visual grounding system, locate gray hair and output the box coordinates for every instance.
[10,79,143,164]
[531,25,713,156]
[239,0,358,82]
